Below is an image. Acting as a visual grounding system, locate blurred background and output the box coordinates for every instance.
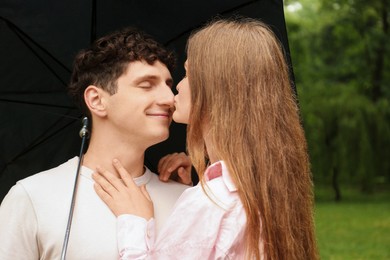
[284,0,390,258]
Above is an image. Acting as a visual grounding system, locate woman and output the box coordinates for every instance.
[93,18,318,259]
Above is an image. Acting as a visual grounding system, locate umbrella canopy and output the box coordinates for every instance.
[0,0,293,201]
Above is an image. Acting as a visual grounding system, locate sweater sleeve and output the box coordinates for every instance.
[0,184,40,260]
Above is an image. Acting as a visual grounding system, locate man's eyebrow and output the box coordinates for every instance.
[133,75,173,87]
[133,75,158,83]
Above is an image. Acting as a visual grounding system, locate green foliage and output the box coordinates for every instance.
[284,0,390,195]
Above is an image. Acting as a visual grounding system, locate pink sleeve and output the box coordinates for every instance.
[117,215,155,259]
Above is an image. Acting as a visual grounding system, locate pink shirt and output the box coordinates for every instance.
[117,161,247,259]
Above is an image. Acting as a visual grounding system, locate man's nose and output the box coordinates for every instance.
[158,85,174,106]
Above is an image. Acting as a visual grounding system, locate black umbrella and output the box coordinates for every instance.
[0,0,293,201]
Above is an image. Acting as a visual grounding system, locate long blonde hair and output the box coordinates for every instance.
[186,18,318,259]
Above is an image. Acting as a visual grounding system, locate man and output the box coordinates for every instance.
[0,27,189,259]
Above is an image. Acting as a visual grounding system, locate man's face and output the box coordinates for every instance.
[105,60,174,148]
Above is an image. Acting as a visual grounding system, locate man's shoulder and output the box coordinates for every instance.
[145,169,189,196]
[1,157,80,211]
[147,169,189,188]
[16,157,78,196]
[19,157,78,184]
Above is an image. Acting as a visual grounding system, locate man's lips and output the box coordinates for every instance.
[146,111,171,118]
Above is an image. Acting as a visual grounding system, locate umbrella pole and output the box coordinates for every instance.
[60,117,89,260]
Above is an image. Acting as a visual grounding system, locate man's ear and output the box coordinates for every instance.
[84,85,107,117]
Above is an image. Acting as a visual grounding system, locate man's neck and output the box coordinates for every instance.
[82,135,146,179]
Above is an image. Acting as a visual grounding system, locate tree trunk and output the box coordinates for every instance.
[332,166,341,202]
[370,0,389,102]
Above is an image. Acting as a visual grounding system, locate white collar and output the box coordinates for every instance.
[70,157,153,186]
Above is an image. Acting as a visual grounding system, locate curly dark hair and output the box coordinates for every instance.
[68,27,175,119]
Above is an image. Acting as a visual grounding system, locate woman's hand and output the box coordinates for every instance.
[157,152,192,185]
[93,159,154,220]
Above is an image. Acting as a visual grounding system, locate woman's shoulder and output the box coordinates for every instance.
[173,161,241,216]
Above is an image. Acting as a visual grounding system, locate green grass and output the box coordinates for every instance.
[314,186,390,259]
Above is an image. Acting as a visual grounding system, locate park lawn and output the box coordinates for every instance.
[314,188,390,259]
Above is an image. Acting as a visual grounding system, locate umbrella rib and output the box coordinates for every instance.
[164,0,261,46]
[0,16,71,87]
[6,117,81,166]
[219,0,261,15]
[0,98,78,110]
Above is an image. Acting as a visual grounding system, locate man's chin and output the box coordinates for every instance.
[150,131,170,146]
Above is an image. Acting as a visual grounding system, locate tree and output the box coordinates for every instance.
[284,0,390,200]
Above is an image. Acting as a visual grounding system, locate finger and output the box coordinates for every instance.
[93,182,113,204]
[160,155,190,181]
[93,183,122,217]
[158,153,176,175]
[140,185,152,202]
[159,155,181,181]
[96,166,124,192]
[112,159,137,188]
[92,170,119,195]
[157,154,169,173]
[159,167,173,182]
[178,167,192,185]
[157,153,174,173]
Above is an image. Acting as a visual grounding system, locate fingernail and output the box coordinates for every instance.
[113,159,118,164]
